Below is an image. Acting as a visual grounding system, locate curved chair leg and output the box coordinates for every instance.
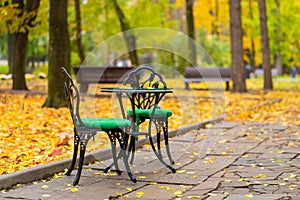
[163,120,175,164]
[104,162,113,173]
[73,141,86,185]
[156,129,163,160]
[129,136,136,164]
[107,134,122,175]
[122,148,136,183]
[118,133,136,183]
[154,119,175,165]
[66,132,80,176]
[104,150,123,174]
[104,135,133,173]
[148,134,176,173]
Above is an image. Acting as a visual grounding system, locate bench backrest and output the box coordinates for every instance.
[254,68,278,76]
[73,66,134,83]
[184,67,231,79]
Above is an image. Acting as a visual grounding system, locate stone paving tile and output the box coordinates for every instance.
[205,192,229,200]
[290,157,300,168]
[145,169,208,185]
[208,141,254,156]
[262,124,288,131]
[215,121,243,128]
[226,194,296,200]
[183,155,239,176]
[180,182,220,199]
[124,183,191,199]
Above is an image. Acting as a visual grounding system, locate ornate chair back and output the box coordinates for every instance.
[123,66,167,110]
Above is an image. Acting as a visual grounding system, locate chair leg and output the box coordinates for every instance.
[163,120,175,164]
[122,148,136,183]
[118,133,136,183]
[66,133,80,176]
[104,150,122,174]
[156,129,163,160]
[128,136,136,164]
[104,134,132,173]
[72,132,95,185]
[148,134,176,173]
[107,134,122,175]
[154,119,175,165]
[73,141,86,185]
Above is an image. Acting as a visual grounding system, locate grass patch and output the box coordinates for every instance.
[0,65,48,76]
[0,65,9,74]
[33,65,48,76]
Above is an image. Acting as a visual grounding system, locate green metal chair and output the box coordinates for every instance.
[124,66,175,171]
[61,67,136,185]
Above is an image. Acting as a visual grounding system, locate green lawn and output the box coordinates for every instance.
[0,65,48,75]
[0,65,9,74]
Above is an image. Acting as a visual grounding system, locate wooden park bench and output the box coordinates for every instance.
[183,67,232,90]
[254,68,278,77]
[73,66,134,93]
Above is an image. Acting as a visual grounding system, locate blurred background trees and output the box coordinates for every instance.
[0,0,299,105]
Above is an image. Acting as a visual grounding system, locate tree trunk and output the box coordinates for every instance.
[12,32,28,90]
[274,53,282,75]
[248,0,256,68]
[74,0,85,64]
[185,0,197,66]
[43,0,70,108]
[8,33,16,74]
[112,0,139,66]
[7,0,40,90]
[258,0,273,90]
[274,0,282,75]
[212,0,219,36]
[230,0,246,92]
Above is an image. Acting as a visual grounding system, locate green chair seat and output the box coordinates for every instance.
[128,108,172,119]
[77,118,131,130]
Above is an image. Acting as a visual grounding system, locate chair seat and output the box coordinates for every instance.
[128,108,172,119]
[77,118,131,130]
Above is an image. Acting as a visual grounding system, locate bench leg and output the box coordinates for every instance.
[225,81,230,91]
[80,83,88,94]
[184,82,190,89]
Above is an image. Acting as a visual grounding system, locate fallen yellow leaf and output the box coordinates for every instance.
[41,185,49,189]
[253,174,266,179]
[174,190,183,195]
[245,194,253,198]
[42,194,51,198]
[70,188,79,193]
[187,195,202,198]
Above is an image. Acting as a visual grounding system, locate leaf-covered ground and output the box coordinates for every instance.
[0,78,299,175]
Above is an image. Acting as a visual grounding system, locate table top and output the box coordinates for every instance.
[101,87,173,94]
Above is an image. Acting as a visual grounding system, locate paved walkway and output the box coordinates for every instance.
[1,121,300,200]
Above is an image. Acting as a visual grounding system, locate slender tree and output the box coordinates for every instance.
[43,0,70,108]
[248,0,256,68]
[185,0,197,65]
[258,0,273,90]
[74,0,85,64]
[7,0,40,90]
[112,0,139,66]
[230,0,246,92]
[274,0,282,75]
[212,0,219,36]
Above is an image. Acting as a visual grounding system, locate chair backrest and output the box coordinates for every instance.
[123,66,168,110]
[61,67,85,128]
[124,66,167,89]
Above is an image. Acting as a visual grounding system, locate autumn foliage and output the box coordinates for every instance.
[0,78,299,175]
